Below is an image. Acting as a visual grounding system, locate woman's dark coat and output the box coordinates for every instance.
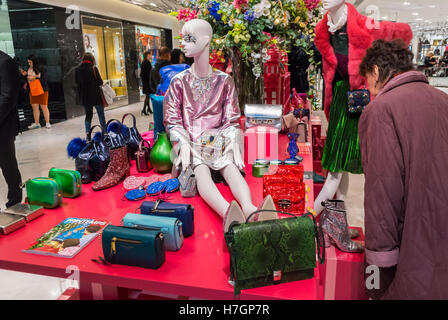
[75,63,103,107]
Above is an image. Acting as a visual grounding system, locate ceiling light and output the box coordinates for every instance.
[382,16,388,20]
[416,18,422,21]
[150,2,157,6]
[412,12,419,16]
[429,5,436,8]
[403,2,411,5]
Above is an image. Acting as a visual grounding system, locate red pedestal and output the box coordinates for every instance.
[244,126,279,164]
[318,227,368,300]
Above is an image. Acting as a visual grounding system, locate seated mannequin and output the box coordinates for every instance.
[163,19,276,232]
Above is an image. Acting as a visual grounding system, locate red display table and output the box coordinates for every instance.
[0,134,319,300]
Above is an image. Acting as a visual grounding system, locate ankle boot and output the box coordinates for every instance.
[318,200,359,239]
[320,200,364,253]
[92,146,130,191]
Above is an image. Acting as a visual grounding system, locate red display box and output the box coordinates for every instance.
[318,227,368,300]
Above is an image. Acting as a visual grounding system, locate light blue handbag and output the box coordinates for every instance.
[122,213,184,251]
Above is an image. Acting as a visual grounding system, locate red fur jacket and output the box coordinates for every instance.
[315,3,413,119]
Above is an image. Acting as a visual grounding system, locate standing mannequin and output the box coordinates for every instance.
[314,1,413,215]
[163,19,276,232]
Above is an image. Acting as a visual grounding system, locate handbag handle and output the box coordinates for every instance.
[244,209,325,264]
[106,118,123,130]
[87,125,105,142]
[138,139,151,152]
[122,113,137,128]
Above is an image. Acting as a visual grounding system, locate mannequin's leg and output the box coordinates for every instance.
[194,164,229,218]
[313,171,343,215]
[221,164,257,218]
[335,172,349,201]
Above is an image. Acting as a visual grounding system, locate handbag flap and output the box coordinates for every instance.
[228,216,316,281]
[245,104,282,119]
[122,213,178,234]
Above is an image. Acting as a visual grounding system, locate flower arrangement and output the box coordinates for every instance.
[170,0,323,104]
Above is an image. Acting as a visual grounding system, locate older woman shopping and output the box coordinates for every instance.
[358,39,448,300]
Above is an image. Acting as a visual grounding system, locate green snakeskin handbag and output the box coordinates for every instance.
[48,168,82,198]
[225,210,325,296]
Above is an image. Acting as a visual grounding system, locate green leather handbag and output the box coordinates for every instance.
[225,210,325,296]
[48,168,82,198]
[25,178,63,209]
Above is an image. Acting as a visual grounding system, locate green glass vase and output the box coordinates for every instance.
[150,132,173,174]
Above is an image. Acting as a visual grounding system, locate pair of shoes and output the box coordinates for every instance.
[223,201,246,233]
[92,146,130,191]
[250,195,278,222]
[319,200,364,253]
[141,109,149,116]
[46,123,51,129]
[28,123,41,130]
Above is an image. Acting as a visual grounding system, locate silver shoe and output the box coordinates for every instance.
[320,200,364,253]
[223,201,246,233]
[320,200,359,239]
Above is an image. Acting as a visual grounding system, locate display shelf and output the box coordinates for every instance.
[0,131,320,300]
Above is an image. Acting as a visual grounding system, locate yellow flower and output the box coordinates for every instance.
[300,22,306,28]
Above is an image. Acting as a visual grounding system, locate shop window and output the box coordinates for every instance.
[81,16,128,99]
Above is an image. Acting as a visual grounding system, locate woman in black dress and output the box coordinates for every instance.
[140,50,153,115]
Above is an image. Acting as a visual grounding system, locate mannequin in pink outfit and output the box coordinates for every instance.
[163,19,276,232]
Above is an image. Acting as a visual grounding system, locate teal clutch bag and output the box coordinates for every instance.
[101,225,165,269]
[48,168,82,198]
[25,178,63,209]
[225,210,325,296]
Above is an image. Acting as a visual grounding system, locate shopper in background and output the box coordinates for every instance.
[170,48,186,65]
[150,46,171,94]
[358,39,448,300]
[0,50,23,208]
[140,50,153,115]
[75,53,107,135]
[20,54,51,129]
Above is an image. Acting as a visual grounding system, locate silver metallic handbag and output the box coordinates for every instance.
[178,166,197,198]
[245,104,283,131]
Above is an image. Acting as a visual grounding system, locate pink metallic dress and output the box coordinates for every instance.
[163,67,242,170]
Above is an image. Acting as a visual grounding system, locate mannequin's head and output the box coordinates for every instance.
[181,19,213,58]
[322,0,346,11]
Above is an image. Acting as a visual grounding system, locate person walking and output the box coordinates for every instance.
[149,46,171,94]
[75,53,107,135]
[140,50,153,115]
[20,54,51,129]
[359,39,448,299]
[0,50,23,208]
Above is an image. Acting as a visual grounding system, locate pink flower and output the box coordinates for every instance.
[176,8,198,22]
[303,0,320,11]
[233,0,248,9]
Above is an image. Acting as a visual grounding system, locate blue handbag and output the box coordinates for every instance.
[101,225,165,269]
[122,213,184,251]
[140,200,194,237]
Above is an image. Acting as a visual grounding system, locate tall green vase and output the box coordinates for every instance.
[150,132,173,174]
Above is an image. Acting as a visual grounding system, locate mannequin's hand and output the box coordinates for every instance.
[228,142,245,171]
[174,143,191,171]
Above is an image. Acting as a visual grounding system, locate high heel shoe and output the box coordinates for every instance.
[223,201,246,233]
[317,200,359,239]
[320,200,364,253]
[250,195,278,222]
[92,146,130,191]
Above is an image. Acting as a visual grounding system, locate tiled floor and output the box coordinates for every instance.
[0,102,366,300]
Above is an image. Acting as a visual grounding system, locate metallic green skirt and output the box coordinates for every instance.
[321,81,363,174]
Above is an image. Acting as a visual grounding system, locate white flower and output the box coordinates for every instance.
[263,8,270,16]
[261,0,271,9]
[253,4,264,18]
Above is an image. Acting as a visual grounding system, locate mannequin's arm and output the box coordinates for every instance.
[371,19,413,45]
[221,76,244,169]
[163,77,191,169]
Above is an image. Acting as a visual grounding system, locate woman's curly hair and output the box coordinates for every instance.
[359,39,415,83]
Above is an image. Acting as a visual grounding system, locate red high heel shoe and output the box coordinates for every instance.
[92,146,130,191]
